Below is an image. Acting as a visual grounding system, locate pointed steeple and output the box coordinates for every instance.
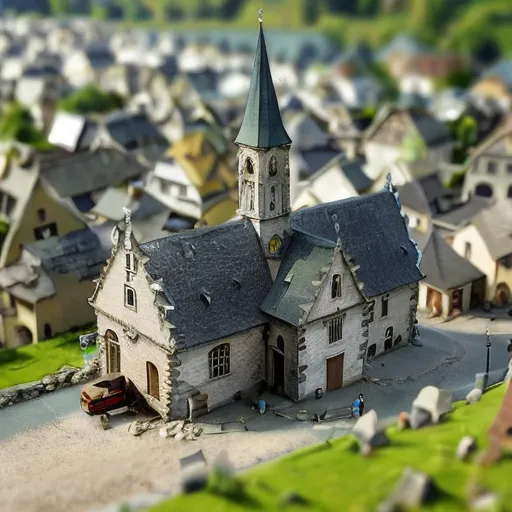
[234,10,292,149]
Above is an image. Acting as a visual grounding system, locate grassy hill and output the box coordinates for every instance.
[149,382,511,512]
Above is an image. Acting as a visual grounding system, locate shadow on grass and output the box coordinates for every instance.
[0,348,32,365]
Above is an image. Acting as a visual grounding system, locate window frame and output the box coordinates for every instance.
[124,285,137,310]
[331,274,342,298]
[208,343,230,379]
[328,315,343,344]
[381,293,389,317]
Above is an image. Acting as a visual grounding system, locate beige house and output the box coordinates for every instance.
[88,22,423,422]
[0,227,109,348]
[451,201,512,305]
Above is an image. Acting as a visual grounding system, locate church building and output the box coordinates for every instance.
[88,16,424,421]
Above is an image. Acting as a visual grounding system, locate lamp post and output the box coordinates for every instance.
[484,317,495,386]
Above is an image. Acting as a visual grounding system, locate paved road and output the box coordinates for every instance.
[1,318,509,443]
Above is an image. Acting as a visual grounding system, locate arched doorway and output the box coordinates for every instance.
[474,183,493,198]
[44,323,52,339]
[146,362,160,400]
[495,283,512,306]
[105,329,121,373]
[15,326,32,346]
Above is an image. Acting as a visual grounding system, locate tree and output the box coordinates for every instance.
[441,69,474,90]
[302,0,322,26]
[400,132,426,162]
[117,0,139,21]
[49,0,69,15]
[57,85,125,115]
[0,103,52,150]
[356,0,379,16]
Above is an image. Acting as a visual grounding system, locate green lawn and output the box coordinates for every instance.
[0,326,95,389]
[150,383,510,512]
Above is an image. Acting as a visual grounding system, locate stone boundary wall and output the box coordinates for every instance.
[0,356,100,409]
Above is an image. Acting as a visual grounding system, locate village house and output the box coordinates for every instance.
[471,59,512,111]
[0,226,110,348]
[451,200,512,306]
[88,19,423,422]
[461,116,512,202]
[364,106,454,180]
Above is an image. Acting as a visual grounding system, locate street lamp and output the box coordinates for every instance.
[485,317,495,385]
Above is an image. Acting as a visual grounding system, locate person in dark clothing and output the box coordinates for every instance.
[358,393,364,416]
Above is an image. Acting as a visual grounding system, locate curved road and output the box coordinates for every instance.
[0,319,510,442]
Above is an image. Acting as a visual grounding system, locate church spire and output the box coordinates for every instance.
[234,9,291,149]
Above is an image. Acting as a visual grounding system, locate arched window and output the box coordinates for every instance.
[269,155,277,176]
[384,326,393,351]
[105,329,120,373]
[277,335,285,353]
[367,343,376,358]
[474,183,493,198]
[124,285,136,310]
[146,362,160,400]
[270,185,276,211]
[381,293,389,317]
[244,158,254,174]
[331,274,342,298]
[209,343,230,379]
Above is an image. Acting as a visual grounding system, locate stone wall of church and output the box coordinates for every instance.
[298,303,366,400]
[95,311,172,420]
[173,326,265,417]
[368,283,417,356]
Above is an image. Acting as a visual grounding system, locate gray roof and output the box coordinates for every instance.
[433,196,493,229]
[418,229,484,291]
[260,232,334,326]
[234,24,291,149]
[398,179,431,215]
[410,112,452,148]
[472,201,512,260]
[298,147,341,179]
[261,191,423,325]
[340,158,373,193]
[25,227,111,282]
[39,148,148,198]
[141,220,272,350]
[418,172,446,204]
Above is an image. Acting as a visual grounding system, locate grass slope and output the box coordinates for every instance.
[0,326,94,389]
[151,383,510,512]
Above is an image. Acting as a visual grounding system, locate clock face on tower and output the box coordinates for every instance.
[269,235,282,255]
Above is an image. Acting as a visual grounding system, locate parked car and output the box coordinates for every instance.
[80,373,138,416]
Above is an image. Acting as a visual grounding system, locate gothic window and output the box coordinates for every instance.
[209,343,230,379]
[249,183,255,211]
[384,326,393,351]
[244,158,254,175]
[146,362,160,400]
[328,315,343,344]
[269,155,277,176]
[331,274,342,298]
[125,253,137,283]
[105,330,121,373]
[270,185,276,211]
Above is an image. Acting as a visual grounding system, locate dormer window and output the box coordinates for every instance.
[124,285,136,310]
[331,274,341,298]
[269,155,277,176]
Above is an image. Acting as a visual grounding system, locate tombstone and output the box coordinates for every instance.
[411,386,452,424]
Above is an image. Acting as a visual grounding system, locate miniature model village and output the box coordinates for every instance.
[1,5,512,512]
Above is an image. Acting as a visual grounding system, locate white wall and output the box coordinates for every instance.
[368,284,416,355]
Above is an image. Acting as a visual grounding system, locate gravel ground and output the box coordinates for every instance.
[0,411,318,512]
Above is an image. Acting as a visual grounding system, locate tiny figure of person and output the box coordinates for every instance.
[358,393,364,417]
[352,395,361,418]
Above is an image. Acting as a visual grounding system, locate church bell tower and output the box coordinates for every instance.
[235,9,292,269]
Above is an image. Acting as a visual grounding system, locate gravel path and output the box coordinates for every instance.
[1,319,511,512]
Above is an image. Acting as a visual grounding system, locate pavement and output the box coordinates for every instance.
[0,316,511,512]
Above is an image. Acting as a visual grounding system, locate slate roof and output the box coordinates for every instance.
[260,232,334,326]
[410,112,452,148]
[289,191,424,300]
[234,24,292,149]
[398,179,431,215]
[418,229,484,291]
[140,220,273,349]
[433,196,494,230]
[25,227,111,282]
[340,158,373,193]
[298,147,341,179]
[472,201,512,261]
[39,148,148,198]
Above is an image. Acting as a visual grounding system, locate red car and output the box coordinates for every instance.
[80,373,136,415]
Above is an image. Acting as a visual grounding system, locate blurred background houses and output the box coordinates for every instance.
[0,0,511,347]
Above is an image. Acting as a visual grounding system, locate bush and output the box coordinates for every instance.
[446,170,466,189]
[58,85,125,115]
[208,467,247,502]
